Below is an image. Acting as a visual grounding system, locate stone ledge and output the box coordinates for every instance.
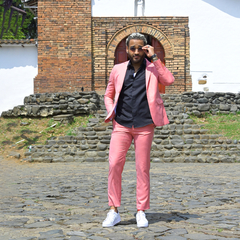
[1,92,100,118]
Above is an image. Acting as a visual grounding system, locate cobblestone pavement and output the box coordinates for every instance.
[1,156,240,240]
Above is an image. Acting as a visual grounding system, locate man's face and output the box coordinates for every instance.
[126,39,146,65]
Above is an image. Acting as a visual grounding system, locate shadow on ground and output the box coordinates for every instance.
[118,212,200,225]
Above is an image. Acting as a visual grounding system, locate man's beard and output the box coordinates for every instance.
[128,53,145,65]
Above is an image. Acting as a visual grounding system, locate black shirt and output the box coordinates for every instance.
[115,59,153,128]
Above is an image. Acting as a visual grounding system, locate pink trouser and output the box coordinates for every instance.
[108,120,155,210]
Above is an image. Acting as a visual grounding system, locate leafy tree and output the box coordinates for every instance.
[0,0,37,39]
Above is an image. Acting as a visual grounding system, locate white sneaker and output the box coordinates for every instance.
[136,211,148,228]
[102,209,121,227]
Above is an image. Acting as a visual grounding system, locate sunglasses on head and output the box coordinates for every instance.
[129,46,143,52]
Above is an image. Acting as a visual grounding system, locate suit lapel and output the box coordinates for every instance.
[117,61,129,93]
[145,59,151,90]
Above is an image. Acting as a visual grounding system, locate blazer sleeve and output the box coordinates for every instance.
[153,59,175,86]
[104,66,116,114]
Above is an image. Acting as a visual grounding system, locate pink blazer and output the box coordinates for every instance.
[104,59,175,126]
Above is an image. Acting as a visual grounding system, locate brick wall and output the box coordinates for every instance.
[34,0,92,93]
[92,17,191,94]
[35,2,191,94]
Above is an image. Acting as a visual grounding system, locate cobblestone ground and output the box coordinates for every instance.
[1,155,240,240]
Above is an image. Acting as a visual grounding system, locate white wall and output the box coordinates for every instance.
[0,45,38,114]
[92,0,240,93]
[92,0,135,16]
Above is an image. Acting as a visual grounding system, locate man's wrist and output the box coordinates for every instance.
[150,53,158,62]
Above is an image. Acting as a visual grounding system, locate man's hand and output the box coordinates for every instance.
[142,45,155,58]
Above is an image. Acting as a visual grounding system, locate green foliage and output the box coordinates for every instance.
[66,129,76,136]
[47,118,55,127]
[190,112,240,140]
[0,115,95,157]
[0,0,36,39]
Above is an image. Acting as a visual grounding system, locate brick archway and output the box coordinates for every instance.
[92,17,191,93]
[107,24,174,60]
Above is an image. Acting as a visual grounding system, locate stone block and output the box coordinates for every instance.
[230,105,238,112]
[94,126,107,131]
[197,98,208,103]
[172,157,185,163]
[171,139,184,145]
[9,151,21,159]
[185,157,197,163]
[87,139,98,144]
[97,151,106,157]
[164,151,172,157]
[75,151,85,157]
[176,130,183,135]
[85,157,96,162]
[192,129,200,134]
[190,151,201,156]
[100,140,110,144]
[151,144,158,151]
[73,157,84,162]
[151,158,164,162]
[42,156,53,163]
[205,92,216,98]
[162,140,170,145]
[32,106,40,115]
[65,156,74,162]
[198,104,210,111]
[153,139,162,144]
[184,129,192,134]
[95,157,107,162]
[86,151,97,157]
[151,151,164,157]
[81,145,89,150]
[32,157,43,162]
[219,104,231,111]
[164,145,173,150]
[163,158,174,163]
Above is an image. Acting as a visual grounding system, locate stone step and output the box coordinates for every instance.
[151,155,240,163]
[28,141,240,156]
[41,130,238,147]
[24,149,240,163]
[21,93,240,164]
[42,134,221,148]
[3,92,240,118]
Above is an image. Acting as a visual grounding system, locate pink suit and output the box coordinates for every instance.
[104,59,174,210]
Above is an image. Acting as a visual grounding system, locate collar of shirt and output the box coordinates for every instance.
[127,58,146,70]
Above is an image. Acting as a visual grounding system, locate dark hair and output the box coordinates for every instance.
[126,33,147,46]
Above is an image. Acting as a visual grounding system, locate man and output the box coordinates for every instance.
[102,33,174,228]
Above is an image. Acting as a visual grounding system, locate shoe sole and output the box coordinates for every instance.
[102,217,121,227]
[137,223,148,228]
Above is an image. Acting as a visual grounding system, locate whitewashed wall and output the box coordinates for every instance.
[92,0,240,93]
[0,45,38,114]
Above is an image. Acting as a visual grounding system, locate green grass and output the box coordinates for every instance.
[2,112,240,160]
[66,129,77,136]
[0,115,94,158]
[190,112,240,140]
